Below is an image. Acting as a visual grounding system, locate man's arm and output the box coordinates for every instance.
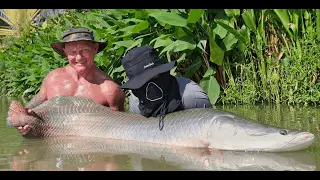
[177,77,213,109]
[24,90,46,109]
[17,75,48,136]
[104,82,125,112]
[128,93,141,114]
[25,74,48,109]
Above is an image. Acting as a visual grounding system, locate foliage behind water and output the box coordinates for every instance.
[1,9,320,106]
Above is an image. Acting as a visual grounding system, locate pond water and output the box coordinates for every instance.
[0,96,319,171]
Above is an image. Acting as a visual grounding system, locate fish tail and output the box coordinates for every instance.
[6,100,28,127]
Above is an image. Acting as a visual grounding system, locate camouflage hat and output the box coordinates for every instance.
[50,27,108,57]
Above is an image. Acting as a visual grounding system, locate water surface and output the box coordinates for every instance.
[0,96,319,171]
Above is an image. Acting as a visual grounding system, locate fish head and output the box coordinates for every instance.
[234,126,316,152]
[261,128,315,152]
[208,116,316,152]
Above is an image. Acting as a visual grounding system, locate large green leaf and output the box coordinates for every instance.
[238,24,250,46]
[149,12,187,27]
[224,9,240,19]
[113,40,135,48]
[154,38,173,48]
[196,39,207,52]
[273,9,293,40]
[213,11,229,39]
[0,9,40,37]
[156,19,167,27]
[176,52,186,63]
[132,20,149,33]
[213,22,228,39]
[115,9,136,14]
[112,65,124,73]
[200,68,220,105]
[135,10,148,19]
[242,9,257,33]
[221,33,238,51]
[184,60,203,78]
[120,25,135,32]
[134,32,153,40]
[150,34,174,45]
[187,9,204,24]
[209,28,225,66]
[175,27,187,38]
[145,9,167,14]
[122,18,143,24]
[117,32,134,39]
[104,25,118,35]
[126,38,143,52]
[55,24,62,40]
[169,9,184,14]
[159,36,196,55]
[63,16,73,28]
[215,19,247,45]
[108,9,123,20]
[202,67,215,78]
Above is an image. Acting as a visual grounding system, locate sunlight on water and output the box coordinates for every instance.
[0,96,319,171]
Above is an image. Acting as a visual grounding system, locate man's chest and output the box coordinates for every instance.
[46,79,107,105]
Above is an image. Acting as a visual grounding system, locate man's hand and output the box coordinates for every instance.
[16,124,30,136]
[15,109,35,136]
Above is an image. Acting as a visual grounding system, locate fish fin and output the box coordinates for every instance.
[6,100,28,127]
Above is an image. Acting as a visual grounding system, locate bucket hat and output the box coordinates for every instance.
[120,45,176,89]
[51,27,108,57]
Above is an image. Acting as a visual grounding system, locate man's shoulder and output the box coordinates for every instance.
[174,76,212,109]
[95,68,113,81]
[44,67,68,81]
[175,76,203,93]
[101,79,119,88]
[47,66,68,76]
[175,76,193,84]
[100,77,123,95]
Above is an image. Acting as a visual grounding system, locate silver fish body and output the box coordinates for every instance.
[6,96,315,152]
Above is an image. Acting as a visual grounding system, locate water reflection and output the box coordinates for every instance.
[5,137,317,171]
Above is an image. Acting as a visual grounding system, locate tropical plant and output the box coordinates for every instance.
[2,9,320,107]
[0,9,40,38]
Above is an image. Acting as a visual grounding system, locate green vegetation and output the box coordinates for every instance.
[0,9,40,37]
[1,9,320,106]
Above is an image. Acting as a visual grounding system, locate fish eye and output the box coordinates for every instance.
[279,129,288,135]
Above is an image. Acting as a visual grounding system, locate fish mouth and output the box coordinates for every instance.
[279,132,315,152]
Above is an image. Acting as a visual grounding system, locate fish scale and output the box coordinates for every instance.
[19,96,214,147]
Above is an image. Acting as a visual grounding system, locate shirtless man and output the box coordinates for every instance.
[16,27,125,136]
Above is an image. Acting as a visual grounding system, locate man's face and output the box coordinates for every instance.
[63,40,98,74]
